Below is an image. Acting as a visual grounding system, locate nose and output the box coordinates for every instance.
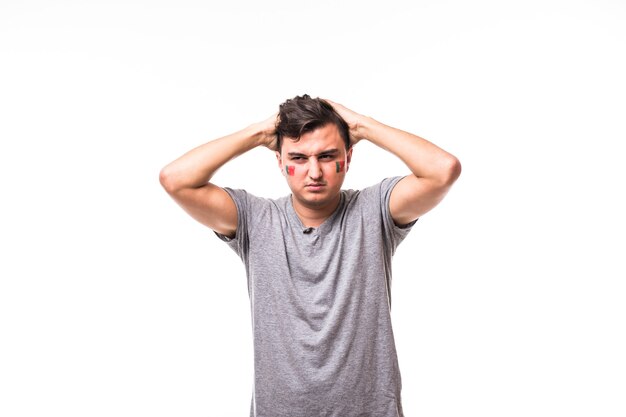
[308,158,322,180]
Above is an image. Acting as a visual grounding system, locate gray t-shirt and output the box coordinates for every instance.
[215,176,416,417]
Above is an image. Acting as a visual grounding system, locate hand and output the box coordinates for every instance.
[325,99,367,146]
[256,112,279,151]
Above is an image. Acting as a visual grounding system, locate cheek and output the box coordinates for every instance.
[284,165,296,176]
[325,161,346,177]
[284,165,306,185]
[322,165,345,186]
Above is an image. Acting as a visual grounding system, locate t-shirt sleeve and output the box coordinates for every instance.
[213,187,250,259]
[378,175,418,254]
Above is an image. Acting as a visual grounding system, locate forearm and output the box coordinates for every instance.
[159,123,266,192]
[357,117,460,184]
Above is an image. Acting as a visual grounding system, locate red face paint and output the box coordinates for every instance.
[285,165,295,176]
[336,161,345,173]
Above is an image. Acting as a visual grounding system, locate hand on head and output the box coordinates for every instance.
[258,112,279,151]
[323,99,364,147]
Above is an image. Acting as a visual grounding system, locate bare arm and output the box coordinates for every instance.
[328,100,461,225]
[159,115,277,237]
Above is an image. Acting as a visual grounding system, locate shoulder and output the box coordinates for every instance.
[345,176,405,201]
[226,188,293,228]
[339,177,405,218]
[223,187,285,207]
[215,188,289,243]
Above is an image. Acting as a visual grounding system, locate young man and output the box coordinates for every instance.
[159,95,461,417]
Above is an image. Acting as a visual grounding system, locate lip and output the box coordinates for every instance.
[305,183,326,191]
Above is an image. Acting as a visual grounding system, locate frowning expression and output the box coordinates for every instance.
[276,123,352,210]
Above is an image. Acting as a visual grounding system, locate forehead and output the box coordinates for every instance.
[281,124,345,155]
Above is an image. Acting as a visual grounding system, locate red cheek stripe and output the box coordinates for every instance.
[285,165,295,176]
[336,161,345,173]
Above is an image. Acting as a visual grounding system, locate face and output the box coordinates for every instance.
[276,123,352,211]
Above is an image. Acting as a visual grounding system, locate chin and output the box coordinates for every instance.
[303,191,341,206]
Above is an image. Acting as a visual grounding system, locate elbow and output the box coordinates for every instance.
[441,155,462,186]
[159,166,178,194]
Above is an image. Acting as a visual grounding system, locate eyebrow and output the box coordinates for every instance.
[287,149,340,158]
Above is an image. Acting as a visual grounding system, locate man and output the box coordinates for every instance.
[159,95,461,417]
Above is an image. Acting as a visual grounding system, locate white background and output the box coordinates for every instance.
[1,0,625,416]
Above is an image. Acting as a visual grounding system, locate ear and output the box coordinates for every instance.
[276,151,284,175]
[346,146,353,172]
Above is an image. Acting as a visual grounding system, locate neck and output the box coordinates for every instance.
[291,194,341,228]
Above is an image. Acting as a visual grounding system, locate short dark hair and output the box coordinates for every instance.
[276,94,350,151]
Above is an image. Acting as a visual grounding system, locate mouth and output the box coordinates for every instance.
[305,183,326,191]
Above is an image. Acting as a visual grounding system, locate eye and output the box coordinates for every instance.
[319,155,334,160]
